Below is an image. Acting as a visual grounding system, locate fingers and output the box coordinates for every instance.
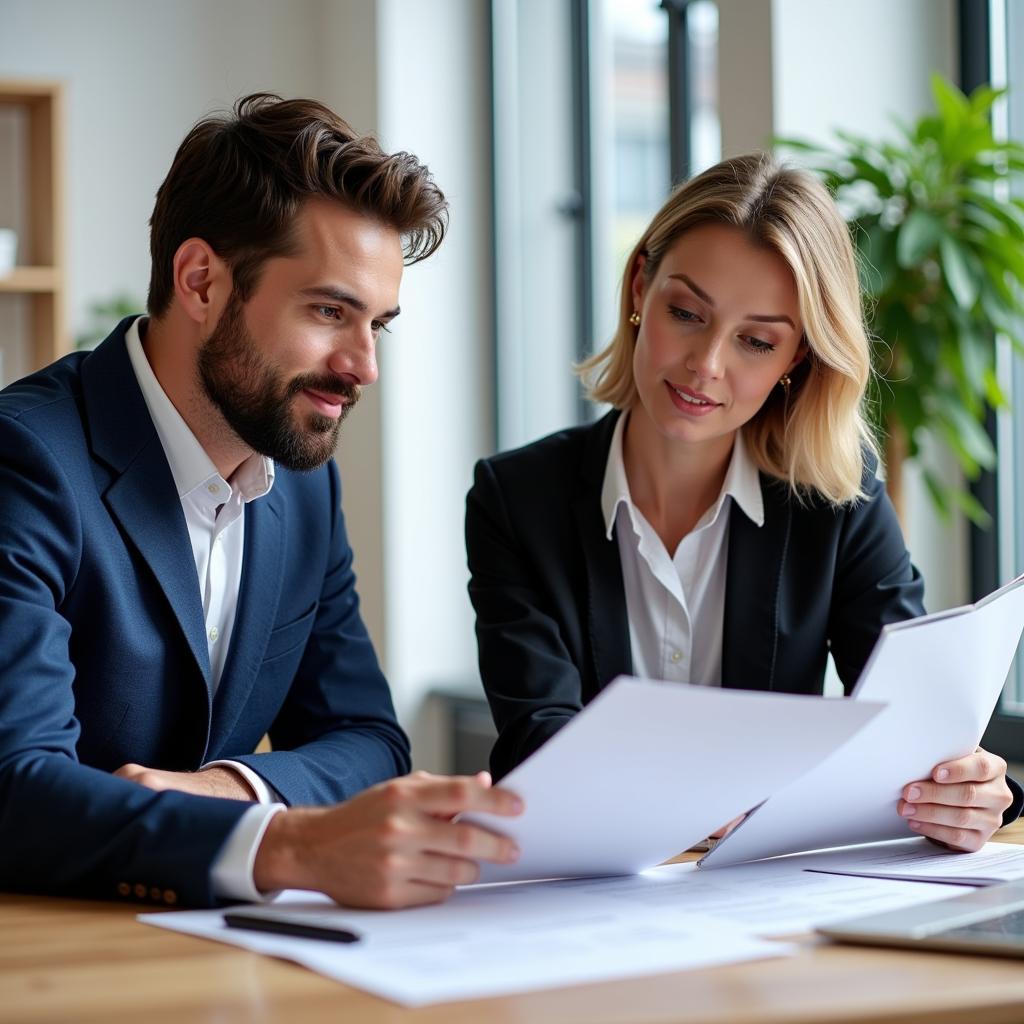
[902,754,1012,815]
[930,749,1007,786]
[903,818,989,853]
[397,771,524,819]
[898,748,1012,852]
[412,814,520,865]
[899,795,1002,829]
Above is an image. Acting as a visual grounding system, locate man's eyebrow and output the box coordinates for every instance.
[300,286,401,319]
[667,274,795,328]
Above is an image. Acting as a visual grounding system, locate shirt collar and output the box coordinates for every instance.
[600,411,764,541]
[124,316,275,505]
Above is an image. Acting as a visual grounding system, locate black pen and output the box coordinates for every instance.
[223,910,361,944]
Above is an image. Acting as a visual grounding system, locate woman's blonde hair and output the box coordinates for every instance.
[579,152,875,506]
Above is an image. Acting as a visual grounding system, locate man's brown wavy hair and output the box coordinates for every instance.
[147,93,448,316]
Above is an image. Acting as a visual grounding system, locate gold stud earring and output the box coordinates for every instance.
[778,373,792,398]
[629,311,641,326]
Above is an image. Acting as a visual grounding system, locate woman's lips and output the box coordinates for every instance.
[665,381,721,417]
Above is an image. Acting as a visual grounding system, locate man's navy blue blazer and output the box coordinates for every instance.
[0,318,409,907]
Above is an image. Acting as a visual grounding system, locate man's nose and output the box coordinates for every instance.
[329,327,378,387]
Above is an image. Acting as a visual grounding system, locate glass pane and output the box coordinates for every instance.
[688,0,721,175]
[603,0,670,311]
[1000,0,1024,714]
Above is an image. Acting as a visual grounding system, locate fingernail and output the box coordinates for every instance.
[509,797,524,814]
[901,804,916,817]
[908,786,921,801]
[909,820,922,830]
[936,768,950,782]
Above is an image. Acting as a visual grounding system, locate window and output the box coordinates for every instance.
[492,0,719,450]
[983,0,1024,757]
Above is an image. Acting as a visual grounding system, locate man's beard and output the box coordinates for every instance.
[197,293,360,472]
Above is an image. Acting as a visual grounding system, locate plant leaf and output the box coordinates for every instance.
[922,469,952,520]
[897,209,944,267]
[938,396,996,469]
[949,486,992,528]
[939,235,979,309]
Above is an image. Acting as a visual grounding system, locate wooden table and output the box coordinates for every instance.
[4,822,1024,1024]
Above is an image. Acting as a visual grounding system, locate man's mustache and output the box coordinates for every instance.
[289,374,361,409]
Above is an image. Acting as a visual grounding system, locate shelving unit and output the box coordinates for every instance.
[0,78,66,378]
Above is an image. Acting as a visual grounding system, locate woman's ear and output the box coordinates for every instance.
[630,252,648,314]
[787,336,809,375]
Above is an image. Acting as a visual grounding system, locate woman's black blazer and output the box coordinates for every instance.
[466,410,926,780]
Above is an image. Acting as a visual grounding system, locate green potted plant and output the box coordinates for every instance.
[781,74,1024,526]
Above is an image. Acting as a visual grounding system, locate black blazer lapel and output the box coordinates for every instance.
[81,323,212,687]
[721,474,791,692]
[574,412,632,692]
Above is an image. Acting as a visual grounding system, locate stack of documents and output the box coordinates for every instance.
[702,572,1024,868]
[141,574,1024,1006]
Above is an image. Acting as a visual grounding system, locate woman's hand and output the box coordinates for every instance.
[899,748,1013,852]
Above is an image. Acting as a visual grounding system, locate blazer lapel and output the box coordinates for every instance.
[574,412,632,691]
[721,474,792,691]
[82,323,211,686]
[205,487,286,757]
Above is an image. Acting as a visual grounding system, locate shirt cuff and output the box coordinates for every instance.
[202,759,283,805]
[210,802,287,903]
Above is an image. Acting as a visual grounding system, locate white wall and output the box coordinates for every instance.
[374,0,494,767]
[0,0,324,335]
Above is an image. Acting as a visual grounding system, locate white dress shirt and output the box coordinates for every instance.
[125,317,284,901]
[601,411,765,686]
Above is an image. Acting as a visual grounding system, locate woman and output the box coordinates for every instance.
[466,153,1020,852]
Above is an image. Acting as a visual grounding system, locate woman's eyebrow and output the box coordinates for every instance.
[666,273,795,329]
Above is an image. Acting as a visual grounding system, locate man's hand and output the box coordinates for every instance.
[899,747,1013,852]
[113,763,257,801]
[253,770,523,909]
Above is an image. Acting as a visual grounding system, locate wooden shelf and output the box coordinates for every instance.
[0,79,66,372]
[0,266,60,292]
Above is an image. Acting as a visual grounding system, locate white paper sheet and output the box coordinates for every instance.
[140,860,966,1006]
[798,838,1024,886]
[702,574,1024,869]
[140,883,792,1007]
[571,858,962,937]
[461,676,884,883]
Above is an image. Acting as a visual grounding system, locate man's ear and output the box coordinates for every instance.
[630,252,648,314]
[172,238,231,326]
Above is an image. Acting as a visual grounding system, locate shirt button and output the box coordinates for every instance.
[670,650,682,664]
[208,626,219,643]
[207,483,219,495]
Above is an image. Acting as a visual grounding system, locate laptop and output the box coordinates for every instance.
[818,880,1024,958]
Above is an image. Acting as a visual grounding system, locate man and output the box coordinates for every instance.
[0,94,521,910]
